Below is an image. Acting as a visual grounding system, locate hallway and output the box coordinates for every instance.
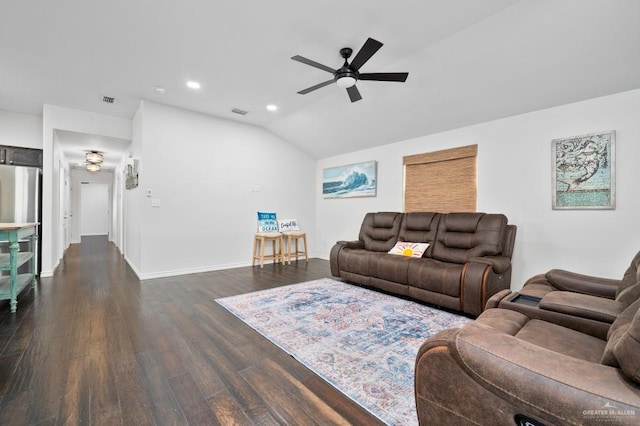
[0,237,379,425]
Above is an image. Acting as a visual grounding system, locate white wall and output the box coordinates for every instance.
[0,109,42,149]
[123,106,143,275]
[127,101,317,279]
[316,89,640,289]
[112,160,125,250]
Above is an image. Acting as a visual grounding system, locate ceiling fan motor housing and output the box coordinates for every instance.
[335,47,358,86]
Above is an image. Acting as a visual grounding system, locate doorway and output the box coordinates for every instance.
[80,183,109,236]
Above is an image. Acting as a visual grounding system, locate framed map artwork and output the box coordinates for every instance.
[552,130,615,210]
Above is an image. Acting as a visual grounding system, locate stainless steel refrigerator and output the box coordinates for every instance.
[0,164,42,274]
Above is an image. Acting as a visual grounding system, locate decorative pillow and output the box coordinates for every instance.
[278,219,299,232]
[388,242,429,258]
[257,212,278,232]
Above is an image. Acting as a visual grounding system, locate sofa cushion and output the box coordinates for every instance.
[398,212,440,257]
[601,299,640,384]
[617,282,640,306]
[431,213,507,264]
[338,249,372,277]
[472,309,606,363]
[358,212,403,252]
[407,258,464,297]
[370,252,410,284]
[516,319,606,363]
[616,250,640,298]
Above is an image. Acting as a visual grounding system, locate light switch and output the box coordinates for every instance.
[151,199,161,207]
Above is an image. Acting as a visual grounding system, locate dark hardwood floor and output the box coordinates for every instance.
[0,236,384,425]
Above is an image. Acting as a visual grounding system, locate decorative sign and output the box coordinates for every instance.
[257,212,278,232]
[278,219,299,232]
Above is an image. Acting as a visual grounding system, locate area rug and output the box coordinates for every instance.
[216,278,472,425]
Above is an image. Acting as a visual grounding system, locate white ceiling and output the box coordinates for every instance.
[1,0,639,162]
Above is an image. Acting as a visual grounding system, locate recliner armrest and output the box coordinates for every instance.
[546,269,620,298]
[336,240,364,250]
[454,323,640,422]
[539,291,625,323]
[485,289,513,310]
[469,255,511,274]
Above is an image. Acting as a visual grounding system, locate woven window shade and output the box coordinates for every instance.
[403,145,477,213]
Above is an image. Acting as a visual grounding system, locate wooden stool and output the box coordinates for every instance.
[283,231,308,265]
[252,232,284,268]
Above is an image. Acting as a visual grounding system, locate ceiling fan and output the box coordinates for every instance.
[291,37,409,103]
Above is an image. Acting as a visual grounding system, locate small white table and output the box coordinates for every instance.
[0,223,38,313]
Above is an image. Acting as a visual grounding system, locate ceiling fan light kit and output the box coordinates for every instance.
[85,150,104,172]
[292,37,408,102]
[86,151,104,164]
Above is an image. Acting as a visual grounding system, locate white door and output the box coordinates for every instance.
[80,183,109,236]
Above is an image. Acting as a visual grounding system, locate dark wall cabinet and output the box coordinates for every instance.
[0,146,43,168]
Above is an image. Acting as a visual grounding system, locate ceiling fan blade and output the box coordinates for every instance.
[297,79,335,95]
[291,55,336,74]
[359,72,409,82]
[347,85,362,103]
[349,38,383,71]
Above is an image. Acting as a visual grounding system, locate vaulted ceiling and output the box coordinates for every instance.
[1,0,639,160]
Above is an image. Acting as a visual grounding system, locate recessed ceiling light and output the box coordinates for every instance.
[186,81,201,89]
[266,104,278,111]
[154,86,166,95]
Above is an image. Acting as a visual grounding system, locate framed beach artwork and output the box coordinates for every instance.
[552,130,615,210]
[323,160,377,199]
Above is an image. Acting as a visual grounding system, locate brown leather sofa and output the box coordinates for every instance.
[489,250,640,340]
[414,296,640,425]
[329,212,516,316]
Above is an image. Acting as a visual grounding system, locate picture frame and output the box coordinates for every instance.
[322,160,377,199]
[125,159,139,190]
[552,130,615,210]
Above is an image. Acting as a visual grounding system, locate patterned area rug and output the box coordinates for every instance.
[216,278,472,425]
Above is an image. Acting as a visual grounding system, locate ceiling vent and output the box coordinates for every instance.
[231,108,248,116]
[101,95,118,104]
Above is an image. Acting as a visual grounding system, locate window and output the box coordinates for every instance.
[403,145,477,212]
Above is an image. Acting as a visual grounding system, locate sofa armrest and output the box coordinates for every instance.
[336,240,364,250]
[462,259,512,317]
[469,255,511,274]
[539,291,625,323]
[330,240,364,277]
[546,269,620,298]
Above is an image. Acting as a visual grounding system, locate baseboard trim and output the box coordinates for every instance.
[138,261,254,280]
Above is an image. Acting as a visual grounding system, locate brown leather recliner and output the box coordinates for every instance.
[415,297,640,425]
[499,250,640,339]
[521,249,640,300]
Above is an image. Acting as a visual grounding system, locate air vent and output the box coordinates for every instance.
[80,181,90,184]
[231,108,248,116]
[101,95,118,104]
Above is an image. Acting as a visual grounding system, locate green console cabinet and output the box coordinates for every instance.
[0,223,38,313]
